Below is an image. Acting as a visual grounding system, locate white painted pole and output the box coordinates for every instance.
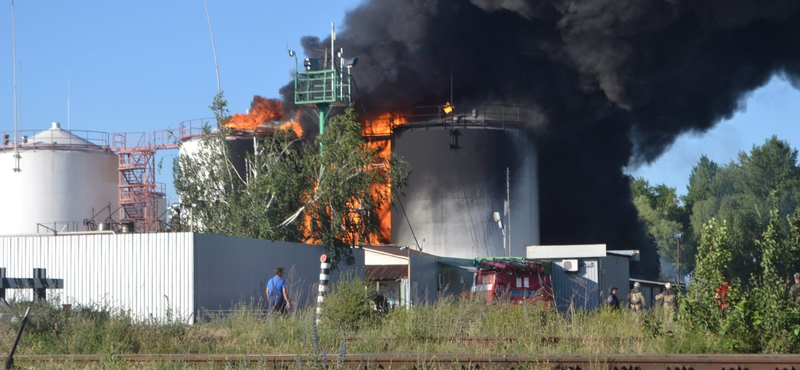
[316,254,331,324]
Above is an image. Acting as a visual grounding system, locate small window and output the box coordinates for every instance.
[524,277,530,288]
[516,277,522,287]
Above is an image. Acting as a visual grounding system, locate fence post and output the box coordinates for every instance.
[316,254,331,324]
[33,268,46,302]
[0,268,5,303]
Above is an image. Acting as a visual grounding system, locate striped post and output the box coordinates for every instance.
[316,254,331,324]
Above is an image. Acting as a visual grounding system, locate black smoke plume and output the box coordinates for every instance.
[283,0,800,278]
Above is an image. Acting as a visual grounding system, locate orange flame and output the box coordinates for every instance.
[282,111,304,138]
[443,101,454,114]
[360,111,408,244]
[226,95,286,131]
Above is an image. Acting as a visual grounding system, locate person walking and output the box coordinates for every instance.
[606,286,620,310]
[266,267,290,316]
[655,282,677,318]
[627,282,647,312]
[790,272,800,306]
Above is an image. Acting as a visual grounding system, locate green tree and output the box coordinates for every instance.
[631,177,687,280]
[685,136,800,286]
[174,94,409,266]
[679,218,731,332]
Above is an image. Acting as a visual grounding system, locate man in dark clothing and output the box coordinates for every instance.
[266,267,290,315]
[606,286,620,309]
[790,272,800,306]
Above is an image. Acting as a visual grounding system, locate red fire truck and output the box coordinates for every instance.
[470,258,553,305]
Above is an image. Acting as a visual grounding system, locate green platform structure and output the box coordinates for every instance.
[291,23,356,138]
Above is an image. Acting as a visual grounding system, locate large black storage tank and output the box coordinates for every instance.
[391,125,539,258]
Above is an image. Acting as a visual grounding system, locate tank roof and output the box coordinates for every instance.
[30,122,98,147]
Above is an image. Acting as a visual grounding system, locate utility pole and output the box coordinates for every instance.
[676,237,681,284]
[505,167,510,257]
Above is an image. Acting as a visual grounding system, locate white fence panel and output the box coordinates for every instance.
[0,233,193,322]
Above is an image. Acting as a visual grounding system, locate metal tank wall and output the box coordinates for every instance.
[0,123,119,235]
[178,135,255,186]
[391,128,539,259]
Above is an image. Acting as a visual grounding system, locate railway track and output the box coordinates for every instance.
[3,353,799,369]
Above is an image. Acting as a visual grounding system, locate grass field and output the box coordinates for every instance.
[0,297,723,358]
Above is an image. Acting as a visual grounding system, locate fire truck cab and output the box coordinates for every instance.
[470,258,553,305]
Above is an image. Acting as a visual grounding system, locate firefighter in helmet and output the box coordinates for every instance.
[627,282,647,312]
[655,282,677,318]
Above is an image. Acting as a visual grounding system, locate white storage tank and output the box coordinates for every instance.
[0,122,119,235]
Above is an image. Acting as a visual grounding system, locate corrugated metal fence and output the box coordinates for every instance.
[0,233,193,321]
[1,233,365,323]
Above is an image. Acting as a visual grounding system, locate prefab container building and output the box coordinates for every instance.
[526,244,635,311]
[0,232,364,322]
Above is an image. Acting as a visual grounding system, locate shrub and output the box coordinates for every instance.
[320,271,375,332]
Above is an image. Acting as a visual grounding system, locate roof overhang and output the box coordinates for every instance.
[525,244,606,259]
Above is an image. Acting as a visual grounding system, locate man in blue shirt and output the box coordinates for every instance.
[266,267,290,315]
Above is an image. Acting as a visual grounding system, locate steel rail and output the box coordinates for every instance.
[3,353,799,370]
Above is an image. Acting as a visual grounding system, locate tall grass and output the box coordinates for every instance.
[1,297,724,359]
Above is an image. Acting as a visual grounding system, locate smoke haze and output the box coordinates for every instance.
[284,0,800,278]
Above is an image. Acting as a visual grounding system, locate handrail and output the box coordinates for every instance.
[363,104,537,137]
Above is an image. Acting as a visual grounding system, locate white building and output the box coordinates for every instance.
[1,232,364,322]
[526,244,637,311]
[363,245,473,308]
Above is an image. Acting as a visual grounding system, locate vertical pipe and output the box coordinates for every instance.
[316,254,331,324]
[319,104,328,150]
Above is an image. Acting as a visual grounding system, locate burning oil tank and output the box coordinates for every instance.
[381,104,540,258]
[0,122,120,235]
[178,97,302,183]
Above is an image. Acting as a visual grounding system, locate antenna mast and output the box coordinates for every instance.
[505,167,510,256]
[203,0,221,95]
[12,0,20,172]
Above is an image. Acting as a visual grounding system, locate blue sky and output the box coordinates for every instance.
[1,1,798,202]
[0,0,363,203]
[627,76,800,196]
